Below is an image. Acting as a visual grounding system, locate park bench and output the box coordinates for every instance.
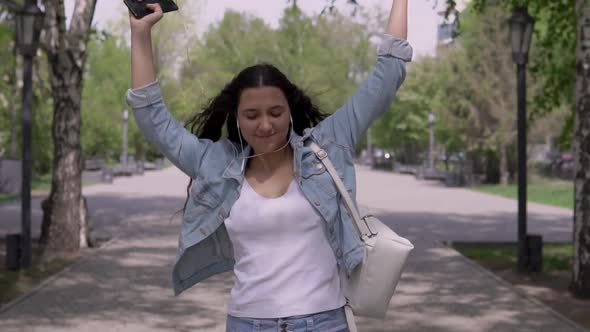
[393,162,420,175]
[83,158,105,171]
[0,159,22,194]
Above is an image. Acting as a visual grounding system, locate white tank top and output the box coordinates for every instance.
[224,177,346,318]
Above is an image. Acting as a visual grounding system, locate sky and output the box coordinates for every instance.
[64,0,445,58]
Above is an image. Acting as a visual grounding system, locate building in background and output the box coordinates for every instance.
[436,0,469,47]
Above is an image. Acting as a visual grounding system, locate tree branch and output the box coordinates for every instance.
[0,0,19,12]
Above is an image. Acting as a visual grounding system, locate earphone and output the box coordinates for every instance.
[236,114,294,172]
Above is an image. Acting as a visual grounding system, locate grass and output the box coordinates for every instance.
[472,176,573,209]
[0,237,109,307]
[0,258,75,306]
[0,239,80,307]
[450,242,590,329]
[31,174,53,192]
[0,174,96,204]
[0,175,52,204]
[452,242,572,273]
[0,194,18,203]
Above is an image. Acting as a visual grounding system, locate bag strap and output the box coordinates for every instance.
[344,304,358,332]
[306,141,374,240]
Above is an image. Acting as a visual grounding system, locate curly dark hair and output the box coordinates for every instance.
[181,63,329,213]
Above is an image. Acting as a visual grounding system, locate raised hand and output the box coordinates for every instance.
[129,1,164,33]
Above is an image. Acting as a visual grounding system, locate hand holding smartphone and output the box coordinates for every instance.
[124,0,178,19]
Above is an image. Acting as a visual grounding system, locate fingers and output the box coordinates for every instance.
[129,1,163,27]
[146,3,163,14]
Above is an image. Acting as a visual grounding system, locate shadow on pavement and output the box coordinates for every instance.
[372,210,571,243]
[0,195,583,332]
[1,209,231,332]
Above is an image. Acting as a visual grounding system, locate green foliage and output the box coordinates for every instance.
[80,33,132,161]
[457,4,519,149]
[178,10,276,117]
[0,17,54,174]
[31,95,54,174]
[180,6,373,127]
[446,0,577,149]
[370,2,571,181]
[0,21,14,157]
[2,1,373,166]
[307,10,373,113]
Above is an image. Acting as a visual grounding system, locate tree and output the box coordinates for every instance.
[459,5,519,184]
[81,32,131,161]
[371,55,443,165]
[40,0,97,256]
[0,1,56,174]
[442,0,590,298]
[0,4,20,160]
[572,0,590,298]
[370,6,519,181]
[329,0,590,296]
[183,6,371,120]
[0,17,14,158]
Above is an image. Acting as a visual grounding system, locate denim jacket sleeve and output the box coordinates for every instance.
[315,34,413,149]
[125,81,211,178]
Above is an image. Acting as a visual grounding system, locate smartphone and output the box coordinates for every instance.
[123,0,179,19]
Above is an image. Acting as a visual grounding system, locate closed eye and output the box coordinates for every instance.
[241,106,286,120]
[246,113,280,120]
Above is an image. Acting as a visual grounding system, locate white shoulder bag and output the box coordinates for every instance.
[308,141,414,332]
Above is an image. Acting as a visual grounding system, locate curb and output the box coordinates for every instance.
[0,237,119,315]
[441,240,588,332]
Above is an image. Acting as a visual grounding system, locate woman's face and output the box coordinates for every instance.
[237,86,291,154]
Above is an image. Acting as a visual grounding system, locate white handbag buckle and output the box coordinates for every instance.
[316,149,328,160]
[362,215,378,238]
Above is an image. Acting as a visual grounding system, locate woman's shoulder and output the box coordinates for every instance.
[195,138,241,177]
[208,138,239,159]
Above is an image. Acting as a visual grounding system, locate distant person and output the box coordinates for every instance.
[126,0,411,331]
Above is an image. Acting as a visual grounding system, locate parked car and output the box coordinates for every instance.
[545,151,574,180]
[373,148,395,169]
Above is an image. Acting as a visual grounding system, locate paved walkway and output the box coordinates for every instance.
[0,165,584,331]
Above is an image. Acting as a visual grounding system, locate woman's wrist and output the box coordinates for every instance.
[131,28,153,53]
[131,28,156,88]
[386,0,408,39]
[131,26,152,40]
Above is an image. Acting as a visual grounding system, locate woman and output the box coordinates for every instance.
[126,1,411,331]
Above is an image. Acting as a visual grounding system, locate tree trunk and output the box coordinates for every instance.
[39,0,96,256]
[570,0,590,299]
[40,79,85,253]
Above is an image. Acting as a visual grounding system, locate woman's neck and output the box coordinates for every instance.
[247,145,294,175]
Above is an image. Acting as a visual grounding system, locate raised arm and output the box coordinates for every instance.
[387,0,408,39]
[130,2,161,88]
[126,3,211,178]
[314,0,412,149]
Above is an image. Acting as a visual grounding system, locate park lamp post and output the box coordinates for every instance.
[15,0,45,269]
[428,111,436,170]
[582,19,590,49]
[509,6,535,273]
[121,108,129,172]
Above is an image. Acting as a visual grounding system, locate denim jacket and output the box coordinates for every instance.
[126,34,412,296]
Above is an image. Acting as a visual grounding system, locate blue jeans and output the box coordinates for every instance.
[225,306,349,332]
